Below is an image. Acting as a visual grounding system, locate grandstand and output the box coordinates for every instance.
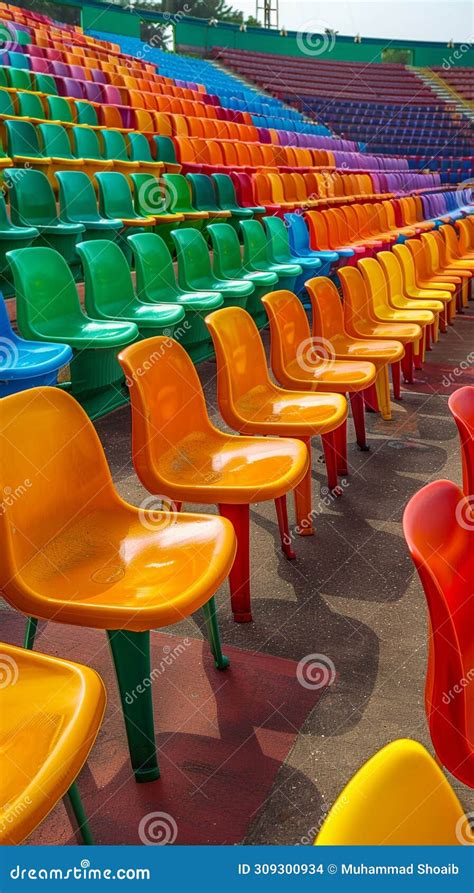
[0,0,472,860]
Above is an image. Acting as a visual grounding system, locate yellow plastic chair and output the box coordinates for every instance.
[262,289,376,451]
[422,232,470,312]
[394,241,455,329]
[118,336,308,623]
[339,265,422,384]
[377,250,443,343]
[358,256,434,358]
[0,387,236,783]
[205,306,347,537]
[0,642,105,845]
[306,277,403,420]
[315,738,472,845]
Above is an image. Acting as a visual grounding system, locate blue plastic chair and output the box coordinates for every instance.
[284,213,339,277]
[0,294,72,397]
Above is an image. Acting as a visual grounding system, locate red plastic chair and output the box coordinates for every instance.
[403,480,474,789]
[448,386,474,496]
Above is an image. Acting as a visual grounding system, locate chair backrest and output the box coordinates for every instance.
[448,385,474,495]
[117,336,213,494]
[0,90,15,117]
[403,479,473,788]
[261,289,312,382]
[4,168,57,226]
[162,173,193,213]
[102,129,129,162]
[95,171,135,218]
[212,173,238,209]
[56,171,101,223]
[306,211,330,251]
[7,246,85,340]
[306,276,346,341]
[315,738,467,845]
[72,125,103,160]
[128,132,152,163]
[240,219,269,267]
[153,135,178,165]
[74,99,98,127]
[262,215,292,264]
[397,240,426,285]
[207,223,242,278]
[339,265,374,327]
[205,307,272,418]
[378,250,405,298]
[285,213,310,254]
[47,94,74,123]
[187,173,217,211]
[76,239,135,318]
[128,232,177,301]
[5,119,42,158]
[17,91,45,121]
[0,386,118,594]
[171,228,212,288]
[358,256,390,315]
[38,123,73,159]
[34,72,58,95]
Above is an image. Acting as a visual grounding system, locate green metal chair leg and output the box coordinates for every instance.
[23,617,38,650]
[106,629,160,783]
[66,781,94,845]
[202,597,229,670]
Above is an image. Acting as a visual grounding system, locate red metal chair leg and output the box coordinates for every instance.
[391,361,401,400]
[293,437,315,536]
[349,390,369,450]
[321,431,339,491]
[274,495,296,560]
[401,343,414,383]
[218,503,252,623]
[364,382,379,412]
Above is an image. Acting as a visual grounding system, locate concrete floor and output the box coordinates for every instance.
[94,309,474,844]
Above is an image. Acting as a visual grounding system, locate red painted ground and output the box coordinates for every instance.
[1,611,327,845]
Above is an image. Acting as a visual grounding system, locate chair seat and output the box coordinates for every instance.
[44,317,137,348]
[14,504,235,630]
[1,339,72,378]
[353,320,421,342]
[36,222,84,236]
[255,261,301,277]
[284,357,376,391]
[0,643,105,845]
[177,291,223,310]
[158,431,308,504]
[213,278,254,297]
[241,269,277,287]
[0,225,38,241]
[234,386,347,436]
[104,301,185,328]
[332,334,404,363]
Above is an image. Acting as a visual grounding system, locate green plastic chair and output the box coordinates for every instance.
[0,194,38,297]
[101,130,135,173]
[71,126,113,178]
[76,239,186,341]
[263,215,322,300]
[7,246,138,419]
[171,227,254,309]
[128,132,163,175]
[153,135,181,173]
[211,173,255,230]
[34,73,58,96]
[7,67,33,92]
[162,173,208,231]
[0,67,10,90]
[240,219,302,293]
[74,101,98,128]
[4,120,52,178]
[129,232,223,363]
[4,168,84,266]
[207,223,278,329]
[0,90,17,120]
[8,52,29,70]
[186,174,232,226]
[130,172,184,250]
[17,92,46,124]
[95,171,155,263]
[56,171,122,244]
[38,123,84,172]
[48,96,74,125]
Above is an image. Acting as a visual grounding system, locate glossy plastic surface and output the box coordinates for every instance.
[449,385,474,495]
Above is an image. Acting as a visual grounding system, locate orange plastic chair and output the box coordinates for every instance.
[448,385,474,495]
[339,265,422,384]
[456,218,474,257]
[306,277,404,419]
[403,480,474,788]
[377,250,443,344]
[262,289,376,451]
[394,241,455,329]
[205,306,348,535]
[441,223,474,308]
[118,337,308,622]
[0,387,236,783]
[315,738,472,845]
[0,642,105,845]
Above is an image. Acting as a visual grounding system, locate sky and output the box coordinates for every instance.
[239,0,474,43]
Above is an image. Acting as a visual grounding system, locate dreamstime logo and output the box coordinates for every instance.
[0,654,19,688]
[138,177,177,215]
[455,495,474,531]
[455,812,474,845]
[296,21,336,57]
[0,336,19,370]
[138,494,179,531]
[296,336,336,373]
[138,811,178,845]
[296,653,336,690]
[0,20,18,52]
